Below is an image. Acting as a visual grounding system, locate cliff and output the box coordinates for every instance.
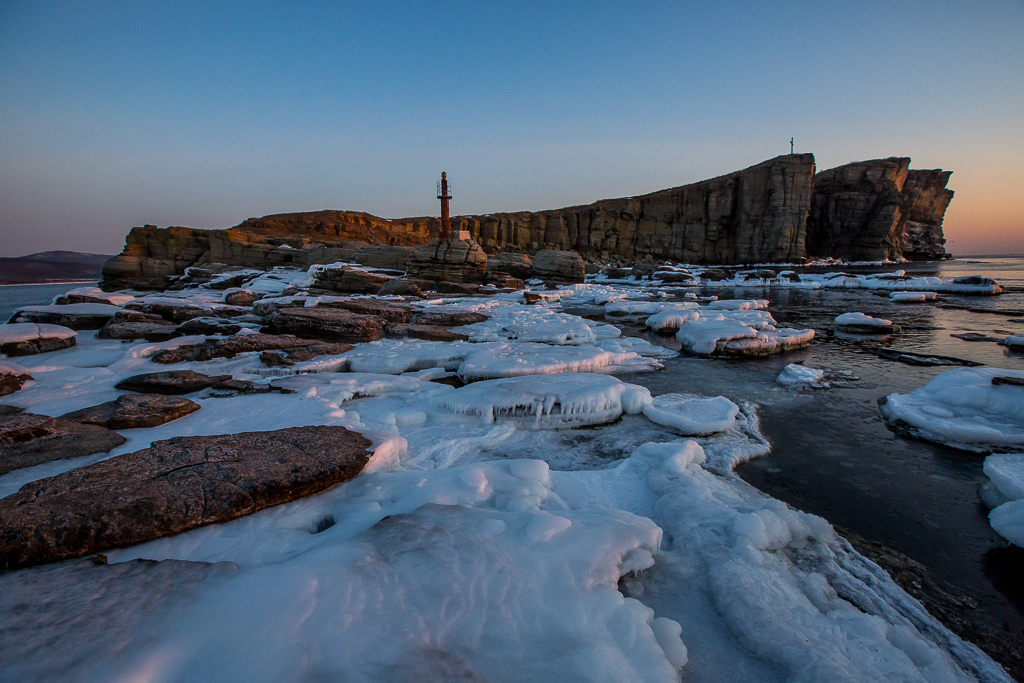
[806,159,952,261]
[99,153,955,290]
[452,154,815,264]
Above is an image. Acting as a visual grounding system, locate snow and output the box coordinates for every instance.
[642,393,739,435]
[458,342,663,380]
[879,368,1024,453]
[0,322,77,344]
[835,312,893,327]
[430,374,652,428]
[777,364,826,386]
[890,291,937,303]
[706,299,769,311]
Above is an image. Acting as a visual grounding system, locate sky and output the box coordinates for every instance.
[1,1,1022,257]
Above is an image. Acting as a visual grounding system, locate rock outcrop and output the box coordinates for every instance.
[0,323,77,356]
[806,158,952,261]
[0,425,372,568]
[531,250,585,283]
[115,370,232,395]
[406,236,489,283]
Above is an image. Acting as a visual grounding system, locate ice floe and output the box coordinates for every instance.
[834,312,893,328]
[458,342,663,380]
[890,291,937,303]
[642,393,739,435]
[879,368,1024,453]
[777,363,826,386]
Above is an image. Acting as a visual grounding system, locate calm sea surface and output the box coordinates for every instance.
[0,281,94,323]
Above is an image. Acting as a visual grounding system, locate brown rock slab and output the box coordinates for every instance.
[223,288,260,306]
[0,425,373,568]
[10,306,118,331]
[151,333,353,364]
[264,307,386,343]
[0,412,127,476]
[377,278,423,296]
[115,370,232,395]
[0,368,33,397]
[312,265,391,294]
[59,394,200,430]
[314,298,413,323]
[385,324,470,342]
[406,237,488,283]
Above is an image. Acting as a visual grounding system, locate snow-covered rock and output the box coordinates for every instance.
[890,291,937,303]
[777,364,826,386]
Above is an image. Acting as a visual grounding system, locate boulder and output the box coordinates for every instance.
[531,249,585,283]
[97,310,177,341]
[0,412,127,476]
[0,323,76,356]
[223,288,261,306]
[487,252,533,279]
[0,425,373,568]
[264,308,386,343]
[123,301,247,324]
[151,333,353,364]
[312,266,391,294]
[376,278,423,296]
[406,237,488,283]
[59,394,201,430]
[9,304,121,330]
[115,370,232,395]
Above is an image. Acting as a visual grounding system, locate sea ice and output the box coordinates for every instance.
[1002,335,1024,352]
[642,393,739,435]
[879,368,1024,453]
[777,364,826,386]
[460,305,599,345]
[430,373,652,428]
[983,455,1024,547]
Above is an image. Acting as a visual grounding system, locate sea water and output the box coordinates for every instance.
[0,281,94,323]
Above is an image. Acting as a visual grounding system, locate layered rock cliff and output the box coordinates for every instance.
[806,159,952,261]
[451,154,815,264]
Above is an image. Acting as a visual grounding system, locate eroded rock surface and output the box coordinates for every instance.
[0,323,77,356]
[264,307,386,342]
[407,237,488,283]
[0,425,373,568]
[59,394,200,430]
[150,333,353,364]
[531,249,585,283]
[0,412,127,476]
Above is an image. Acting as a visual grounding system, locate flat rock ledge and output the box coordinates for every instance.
[0,425,373,569]
[58,394,201,429]
[0,412,127,476]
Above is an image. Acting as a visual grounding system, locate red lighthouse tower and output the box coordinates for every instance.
[437,171,452,240]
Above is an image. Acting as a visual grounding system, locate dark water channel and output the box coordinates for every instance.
[600,259,1024,676]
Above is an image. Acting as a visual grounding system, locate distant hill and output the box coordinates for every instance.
[0,251,112,284]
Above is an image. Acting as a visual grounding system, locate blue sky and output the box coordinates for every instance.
[1,1,1021,256]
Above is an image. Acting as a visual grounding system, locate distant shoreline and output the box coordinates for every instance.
[0,280,96,287]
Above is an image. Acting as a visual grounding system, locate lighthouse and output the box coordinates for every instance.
[438,171,452,240]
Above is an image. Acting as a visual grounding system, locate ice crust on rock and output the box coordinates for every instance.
[430,374,652,428]
[1002,335,1024,351]
[458,342,663,380]
[460,305,602,345]
[777,364,826,386]
[642,393,740,435]
[879,368,1024,453]
[0,323,77,344]
[984,455,1024,546]
[890,291,937,303]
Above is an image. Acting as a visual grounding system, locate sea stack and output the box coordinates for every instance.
[406,172,488,283]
